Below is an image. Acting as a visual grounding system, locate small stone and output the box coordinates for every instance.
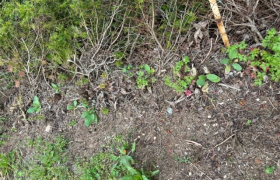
[45,124,52,132]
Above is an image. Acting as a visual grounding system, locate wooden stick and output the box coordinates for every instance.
[209,0,230,48]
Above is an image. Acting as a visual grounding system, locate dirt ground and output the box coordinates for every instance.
[1,0,280,180]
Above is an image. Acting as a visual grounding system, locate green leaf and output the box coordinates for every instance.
[73,100,77,107]
[151,170,160,177]
[229,49,238,59]
[33,96,40,106]
[225,65,231,74]
[144,64,151,74]
[206,74,221,83]
[182,55,189,63]
[232,63,242,71]
[221,58,230,65]
[132,141,136,153]
[27,107,37,114]
[67,105,74,110]
[36,107,41,113]
[266,166,275,174]
[196,78,205,86]
[51,83,58,89]
[196,75,206,86]
[120,156,138,175]
[120,175,142,180]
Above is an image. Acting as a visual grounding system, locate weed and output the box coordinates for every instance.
[137,64,156,89]
[77,141,159,180]
[221,41,248,73]
[250,28,280,85]
[196,74,221,87]
[69,119,78,127]
[266,166,275,174]
[101,107,110,115]
[51,83,60,93]
[176,155,192,164]
[81,103,98,127]
[27,96,41,114]
[77,76,90,86]
[165,56,194,93]
[247,120,252,126]
[67,100,78,114]
[0,151,16,176]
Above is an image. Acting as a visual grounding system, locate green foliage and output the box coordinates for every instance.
[1,136,72,179]
[250,28,280,85]
[247,120,252,126]
[81,103,98,127]
[136,64,156,89]
[221,41,248,73]
[101,108,110,115]
[77,141,159,180]
[196,74,221,86]
[51,83,60,93]
[27,96,41,114]
[266,166,275,174]
[165,56,194,93]
[67,100,78,111]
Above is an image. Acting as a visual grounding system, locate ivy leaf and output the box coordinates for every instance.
[206,74,221,83]
[229,49,238,59]
[221,58,230,65]
[232,63,242,71]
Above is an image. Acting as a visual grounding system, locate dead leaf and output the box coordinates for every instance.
[19,71,25,77]
[15,80,20,88]
[194,28,203,44]
[255,158,262,164]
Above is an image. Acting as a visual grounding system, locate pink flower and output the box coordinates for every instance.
[185,90,192,97]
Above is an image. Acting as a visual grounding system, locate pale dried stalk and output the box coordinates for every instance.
[209,0,230,48]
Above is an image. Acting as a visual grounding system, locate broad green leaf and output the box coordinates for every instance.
[132,141,136,153]
[151,170,160,177]
[232,63,242,71]
[228,49,238,59]
[196,78,205,86]
[27,107,37,113]
[221,58,230,65]
[85,115,94,127]
[206,74,220,83]
[120,156,138,175]
[182,55,189,63]
[144,64,151,74]
[73,100,77,107]
[196,75,206,86]
[225,65,231,74]
[67,105,74,110]
[33,96,40,106]
[36,107,41,113]
[82,111,90,118]
[142,175,149,180]
[120,175,142,180]
[51,83,58,89]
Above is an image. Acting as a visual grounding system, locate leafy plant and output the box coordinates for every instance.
[0,151,15,176]
[196,74,221,87]
[249,28,280,85]
[102,108,110,115]
[266,166,275,174]
[67,100,78,113]
[81,103,98,127]
[27,96,41,114]
[137,64,156,89]
[51,83,60,93]
[78,141,159,180]
[221,41,248,73]
[165,56,194,93]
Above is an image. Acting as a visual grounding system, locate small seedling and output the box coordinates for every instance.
[51,83,60,93]
[101,107,110,115]
[69,119,77,127]
[247,120,252,126]
[137,64,156,89]
[266,166,275,174]
[27,96,41,114]
[81,103,98,127]
[221,41,248,74]
[165,56,194,93]
[196,74,221,87]
[67,100,78,114]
